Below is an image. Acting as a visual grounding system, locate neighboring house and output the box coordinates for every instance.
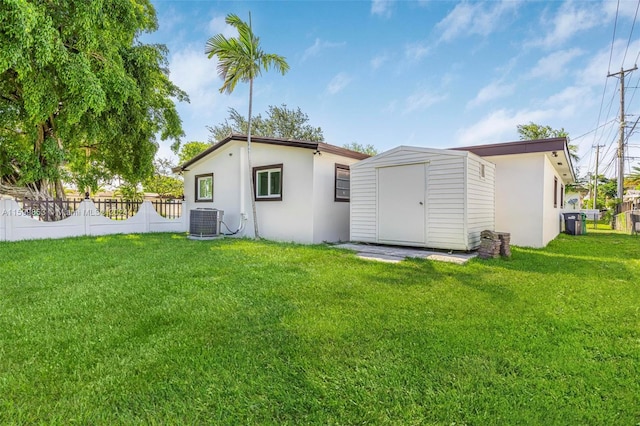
[174,134,369,244]
[454,137,575,248]
[350,146,496,251]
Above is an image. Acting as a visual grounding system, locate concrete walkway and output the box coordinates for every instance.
[334,243,477,264]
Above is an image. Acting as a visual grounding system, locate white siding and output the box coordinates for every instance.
[465,157,496,249]
[350,164,378,243]
[425,155,466,250]
[351,146,494,251]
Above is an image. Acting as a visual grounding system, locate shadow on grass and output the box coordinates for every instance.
[469,233,639,283]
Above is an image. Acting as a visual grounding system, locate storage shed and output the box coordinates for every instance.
[350,146,495,251]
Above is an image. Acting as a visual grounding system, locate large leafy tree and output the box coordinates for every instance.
[516,122,579,164]
[143,158,183,199]
[178,141,211,164]
[205,13,289,239]
[207,104,323,143]
[342,142,378,156]
[0,0,187,199]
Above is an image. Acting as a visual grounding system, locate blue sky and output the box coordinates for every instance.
[145,0,640,180]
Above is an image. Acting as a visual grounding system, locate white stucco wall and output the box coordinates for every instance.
[311,153,359,244]
[541,155,564,247]
[485,153,557,248]
[183,141,245,235]
[182,140,359,244]
[248,144,315,243]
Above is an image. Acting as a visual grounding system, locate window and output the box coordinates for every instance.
[560,185,564,208]
[553,177,558,208]
[335,164,350,202]
[195,173,213,202]
[253,164,283,201]
[480,164,486,179]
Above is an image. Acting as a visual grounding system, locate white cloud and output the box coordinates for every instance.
[579,39,640,86]
[404,89,447,113]
[169,47,221,110]
[467,81,515,109]
[371,0,393,17]
[529,1,602,48]
[435,0,518,42]
[603,0,640,20]
[404,42,431,61]
[456,85,590,146]
[208,15,237,39]
[456,108,553,146]
[544,86,594,114]
[370,53,389,70]
[527,48,585,80]
[327,72,352,95]
[302,38,346,61]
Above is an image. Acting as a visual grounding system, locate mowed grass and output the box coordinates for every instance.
[0,232,638,424]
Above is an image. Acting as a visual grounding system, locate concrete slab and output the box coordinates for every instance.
[334,243,477,264]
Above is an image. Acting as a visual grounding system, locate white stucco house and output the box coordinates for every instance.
[350,146,496,251]
[174,134,369,244]
[454,137,576,248]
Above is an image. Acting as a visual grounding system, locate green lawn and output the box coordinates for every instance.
[0,232,638,424]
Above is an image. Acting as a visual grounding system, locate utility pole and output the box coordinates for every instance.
[594,144,603,209]
[608,66,637,202]
[593,144,604,229]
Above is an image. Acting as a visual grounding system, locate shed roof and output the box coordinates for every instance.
[351,145,485,169]
[173,134,369,172]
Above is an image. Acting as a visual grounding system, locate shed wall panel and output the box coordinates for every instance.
[351,146,494,250]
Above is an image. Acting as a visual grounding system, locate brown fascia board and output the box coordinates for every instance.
[453,137,576,181]
[174,134,369,172]
[316,142,370,160]
[452,137,567,157]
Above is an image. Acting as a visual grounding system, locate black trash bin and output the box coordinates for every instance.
[563,213,581,235]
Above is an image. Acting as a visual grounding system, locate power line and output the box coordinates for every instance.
[622,0,640,65]
[572,118,618,141]
[608,65,637,198]
[609,0,620,74]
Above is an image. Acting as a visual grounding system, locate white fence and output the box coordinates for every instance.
[0,198,187,242]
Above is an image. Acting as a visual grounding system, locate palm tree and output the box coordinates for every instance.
[626,165,640,189]
[205,13,289,239]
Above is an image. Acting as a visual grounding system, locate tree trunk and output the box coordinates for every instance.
[32,118,66,200]
[247,77,260,239]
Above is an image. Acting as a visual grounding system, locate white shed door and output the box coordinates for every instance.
[377,163,426,244]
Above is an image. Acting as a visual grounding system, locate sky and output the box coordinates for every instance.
[143,0,640,181]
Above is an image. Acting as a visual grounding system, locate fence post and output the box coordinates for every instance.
[0,198,7,241]
[181,201,188,232]
[1,198,19,241]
